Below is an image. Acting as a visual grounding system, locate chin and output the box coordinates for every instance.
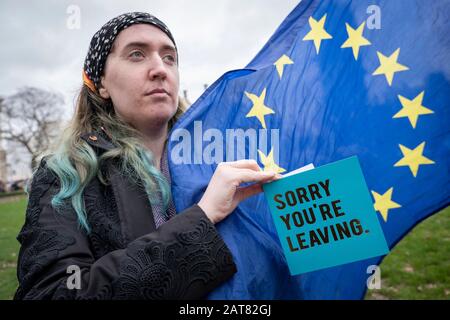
[146,110,177,127]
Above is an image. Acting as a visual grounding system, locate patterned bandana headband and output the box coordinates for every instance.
[83,12,177,92]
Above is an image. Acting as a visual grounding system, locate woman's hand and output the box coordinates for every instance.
[198,159,282,224]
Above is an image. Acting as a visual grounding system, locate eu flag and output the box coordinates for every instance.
[168,0,450,299]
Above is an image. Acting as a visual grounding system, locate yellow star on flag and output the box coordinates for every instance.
[274,54,294,79]
[393,91,434,128]
[302,14,332,54]
[257,148,286,173]
[244,88,275,129]
[372,48,409,86]
[394,141,435,177]
[340,22,371,60]
[371,187,401,222]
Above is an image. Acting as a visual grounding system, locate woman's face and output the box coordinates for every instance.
[99,24,179,132]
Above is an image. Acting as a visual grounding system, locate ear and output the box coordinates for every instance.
[98,77,110,99]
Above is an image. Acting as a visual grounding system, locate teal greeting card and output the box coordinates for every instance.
[262,156,389,275]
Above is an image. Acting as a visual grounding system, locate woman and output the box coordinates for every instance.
[14,12,280,299]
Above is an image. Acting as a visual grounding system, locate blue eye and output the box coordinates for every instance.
[163,54,176,64]
[129,51,144,59]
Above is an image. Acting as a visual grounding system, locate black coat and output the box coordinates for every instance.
[14,131,237,300]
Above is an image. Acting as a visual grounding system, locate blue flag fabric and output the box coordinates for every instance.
[168,0,450,299]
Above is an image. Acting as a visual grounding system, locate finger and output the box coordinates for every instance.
[223,159,262,171]
[233,169,276,184]
[236,183,263,202]
[266,173,284,182]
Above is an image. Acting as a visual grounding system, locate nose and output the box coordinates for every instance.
[148,54,167,81]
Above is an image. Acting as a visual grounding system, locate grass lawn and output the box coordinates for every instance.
[365,206,450,300]
[0,196,27,300]
[0,195,448,300]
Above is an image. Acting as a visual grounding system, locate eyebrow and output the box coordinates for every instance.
[117,41,176,54]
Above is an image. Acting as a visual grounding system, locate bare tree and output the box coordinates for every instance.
[0,87,64,170]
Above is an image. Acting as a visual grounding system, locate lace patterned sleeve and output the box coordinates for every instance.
[14,162,237,300]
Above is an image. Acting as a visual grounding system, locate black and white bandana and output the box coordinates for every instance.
[83,12,177,91]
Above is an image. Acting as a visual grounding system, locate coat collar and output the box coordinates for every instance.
[80,128,171,153]
[80,128,115,152]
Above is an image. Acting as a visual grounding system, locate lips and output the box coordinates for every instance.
[146,88,169,96]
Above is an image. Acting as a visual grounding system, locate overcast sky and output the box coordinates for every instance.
[0,0,300,179]
[1,0,299,109]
